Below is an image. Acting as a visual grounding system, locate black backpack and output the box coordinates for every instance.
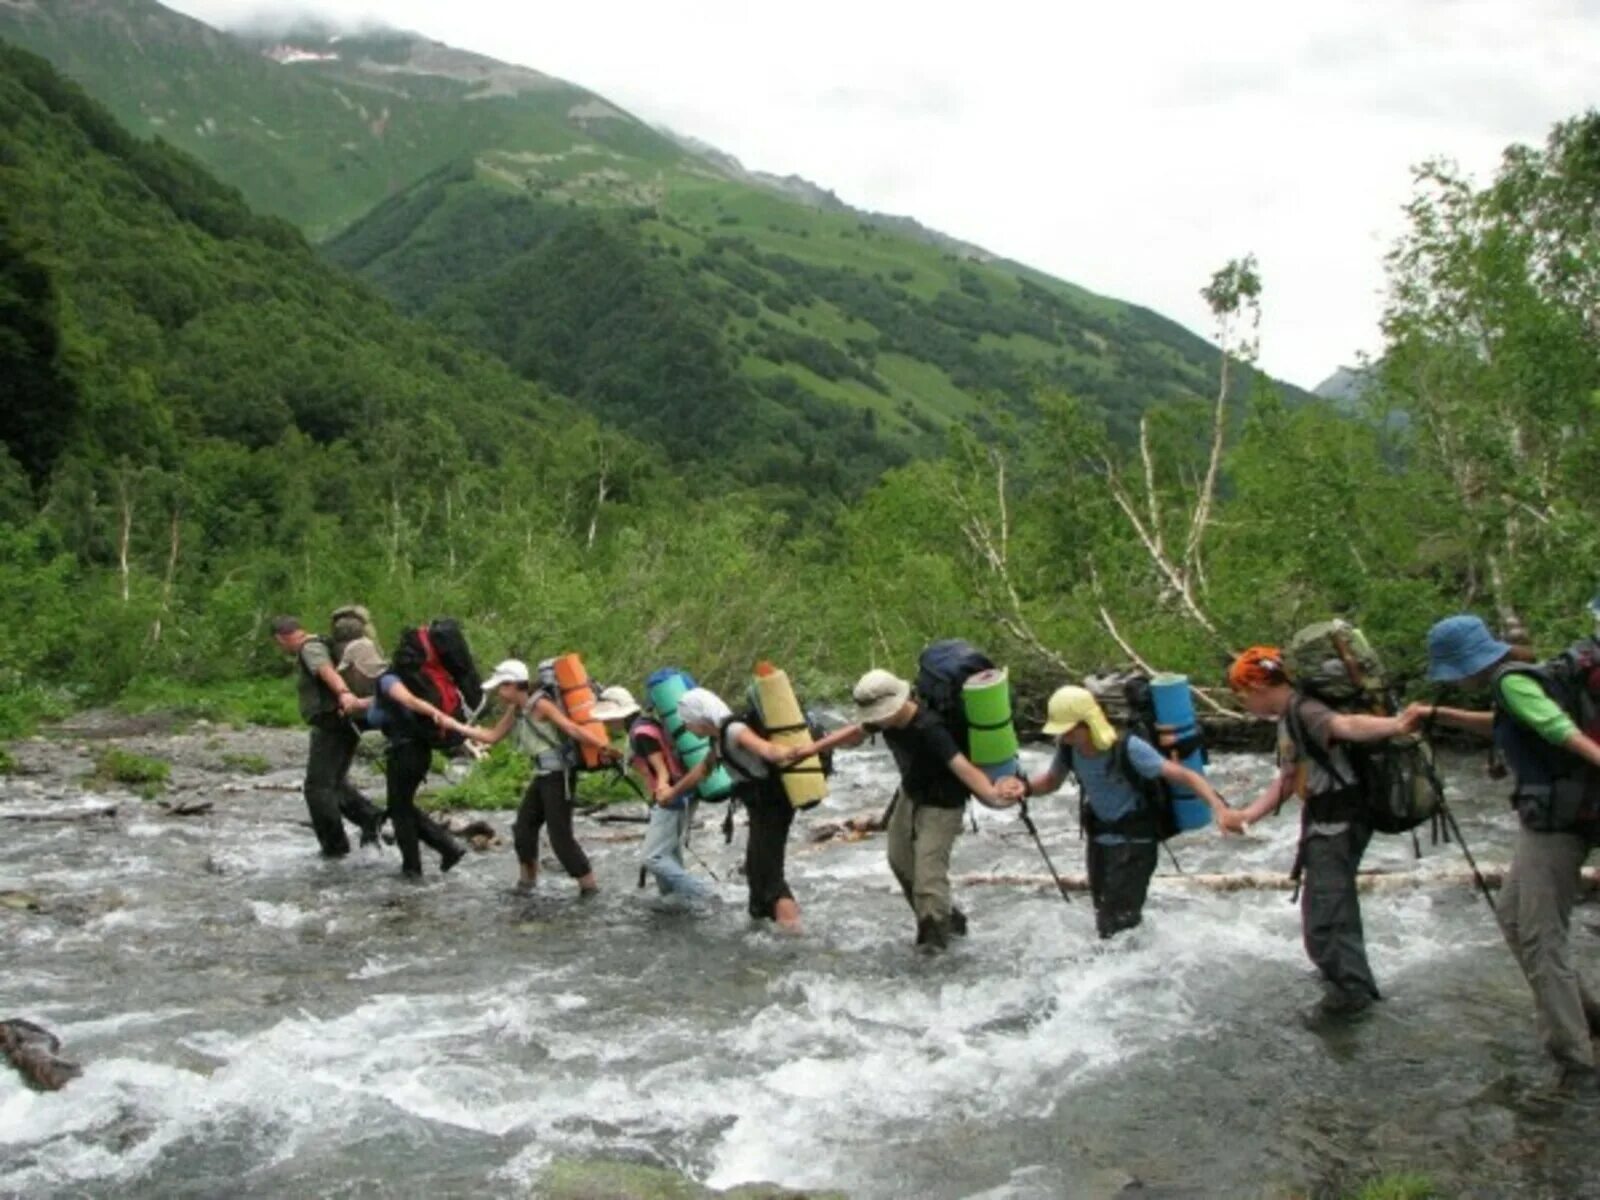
[388,619,483,746]
[915,639,995,753]
[1060,733,1179,843]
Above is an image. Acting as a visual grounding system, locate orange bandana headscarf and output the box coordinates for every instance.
[1227,645,1289,692]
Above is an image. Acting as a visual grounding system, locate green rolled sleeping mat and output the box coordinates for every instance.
[962,667,1020,780]
[645,668,734,801]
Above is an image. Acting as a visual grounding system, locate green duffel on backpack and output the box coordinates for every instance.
[1286,618,1442,837]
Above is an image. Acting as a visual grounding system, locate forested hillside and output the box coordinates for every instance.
[1,38,1594,737]
[0,1,1306,510]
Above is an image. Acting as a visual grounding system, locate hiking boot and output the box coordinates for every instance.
[948,908,969,938]
[1301,991,1374,1031]
[439,844,465,874]
[359,811,387,849]
[399,866,424,883]
[1555,1065,1600,1099]
[915,916,948,953]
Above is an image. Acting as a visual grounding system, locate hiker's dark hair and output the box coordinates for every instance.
[271,615,303,637]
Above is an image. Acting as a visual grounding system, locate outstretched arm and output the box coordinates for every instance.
[795,723,866,762]
[383,677,458,735]
[457,704,517,746]
[534,697,620,760]
[1161,761,1243,833]
[1235,768,1291,826]
[949,753,1018,810]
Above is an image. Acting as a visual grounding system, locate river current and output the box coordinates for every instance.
[2,735,1597,1198]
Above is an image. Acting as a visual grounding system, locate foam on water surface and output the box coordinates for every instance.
[0,747,1594,1198]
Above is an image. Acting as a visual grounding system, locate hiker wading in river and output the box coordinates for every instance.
[1415,614,1600,1096]
[829,669,1018,952]
[1227,647,1422,1026]
[457,659,617,898]
[999,686,1240,940]
[272,614,384,858]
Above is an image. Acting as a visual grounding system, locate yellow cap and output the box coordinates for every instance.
[1040,686,1116,750]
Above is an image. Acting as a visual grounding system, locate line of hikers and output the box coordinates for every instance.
[271,595,1600,1095]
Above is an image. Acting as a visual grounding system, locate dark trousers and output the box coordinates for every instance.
[514,770,592,878]
[1086,838,1159,939]
[385,739,462,875]
[743,786,795,920]
[304,720,383,856]
[1300,824,1380,1004]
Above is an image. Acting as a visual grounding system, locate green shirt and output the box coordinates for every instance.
[296,638,337,723]
[1496,673,1578,745]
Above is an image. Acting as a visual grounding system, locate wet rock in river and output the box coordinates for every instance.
[0,1019,82,1091]
[536,1159,846,1200]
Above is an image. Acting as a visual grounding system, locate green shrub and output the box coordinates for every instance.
[91,747,170,794]
[421,744,530,811]
[220,752,272,775]
[116,678,299,729]
[1349,1175,1436,1200]
[0,747,16,775]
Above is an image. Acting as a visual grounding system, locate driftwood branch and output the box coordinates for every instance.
[1,805,119,823]
[954,866,1600,893]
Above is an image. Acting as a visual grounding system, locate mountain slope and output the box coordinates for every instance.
[2,0,1307,503]
[0,0,684,238]
[0,36,564,491]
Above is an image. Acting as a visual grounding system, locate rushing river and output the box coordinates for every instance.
[2,731,1597,1199]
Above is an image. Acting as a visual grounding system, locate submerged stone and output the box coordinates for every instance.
[536,1159,846,1200]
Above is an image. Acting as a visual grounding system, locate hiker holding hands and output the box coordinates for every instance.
[455,659,620,897]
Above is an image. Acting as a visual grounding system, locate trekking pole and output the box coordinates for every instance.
[1162,840,1186,876]
[1017,801,1072,905]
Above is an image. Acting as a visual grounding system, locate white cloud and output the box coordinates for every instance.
[169,0,1600,388]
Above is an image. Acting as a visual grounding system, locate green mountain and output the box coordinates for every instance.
[0,0,1298,503]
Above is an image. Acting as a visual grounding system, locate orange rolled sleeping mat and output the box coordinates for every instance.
[553,652,608,769]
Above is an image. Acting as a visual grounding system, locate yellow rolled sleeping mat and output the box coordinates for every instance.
[752,661,827,810]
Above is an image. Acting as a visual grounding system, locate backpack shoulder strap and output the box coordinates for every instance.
[1287,693,1353,789]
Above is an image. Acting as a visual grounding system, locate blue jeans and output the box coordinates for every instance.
[642,803,709,899]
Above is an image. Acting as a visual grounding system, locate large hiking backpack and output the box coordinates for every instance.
[1539,637,1600,742]
[1060,733,1179,842]
[915,639,996,752]
[390,619,482,745]
[1285,619,1440,836]
[1494,637,1600,836]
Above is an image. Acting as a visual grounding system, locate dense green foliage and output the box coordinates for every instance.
[0,40,1594,741]
[326,162,1288,507]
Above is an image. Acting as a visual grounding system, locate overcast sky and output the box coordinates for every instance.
[170,0,1599,388]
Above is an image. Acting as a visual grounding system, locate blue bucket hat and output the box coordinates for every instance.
[1426,615,1512,683]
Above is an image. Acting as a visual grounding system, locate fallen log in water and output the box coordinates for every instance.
[159,799,214,817]
[1,805,118,823]
[808,810,891,844]
[954,867,1600,893]
[0,1019,82,1091]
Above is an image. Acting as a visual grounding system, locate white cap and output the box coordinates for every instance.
[482,659,531,692]
[590,685,641,722]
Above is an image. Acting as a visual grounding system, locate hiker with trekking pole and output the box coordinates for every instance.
[1411,613,1600,1096]
[998,686,1241,941]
